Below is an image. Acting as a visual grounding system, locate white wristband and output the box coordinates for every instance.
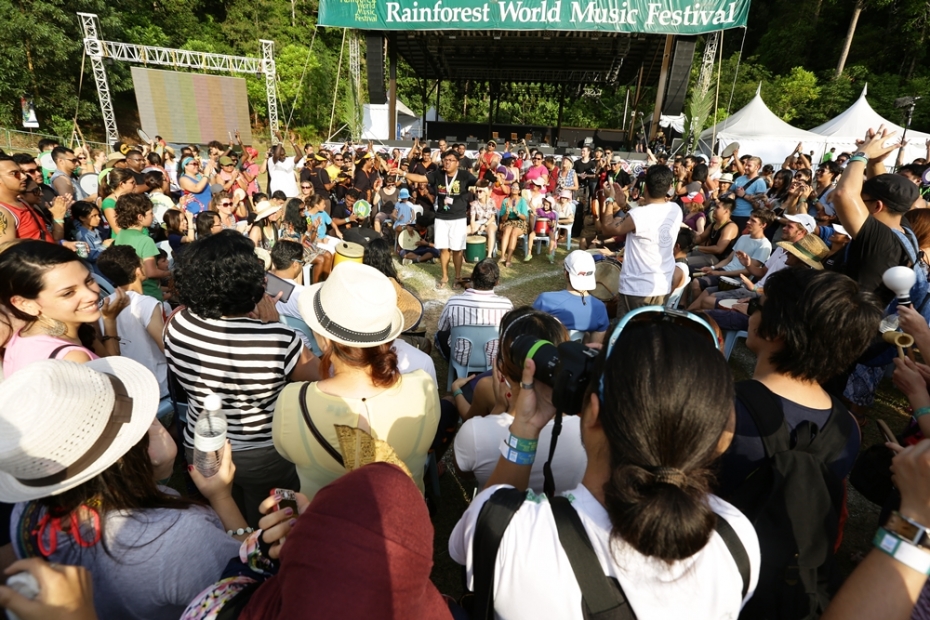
[875,528,930,575]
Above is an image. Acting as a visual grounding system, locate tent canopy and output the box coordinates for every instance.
[698,84,828,164]
[809,85,930,165]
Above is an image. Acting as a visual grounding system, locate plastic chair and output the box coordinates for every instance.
[533,234,550,255]
[556,203,576,251]
[569,330,585,342]
[723,330,749,360]
[446,324,499,390]
[666,275,691,310]
[92,273,115,298]
[410,204,424,219]
[280,314,323,357]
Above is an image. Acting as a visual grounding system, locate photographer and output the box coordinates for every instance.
[449,308,760,619]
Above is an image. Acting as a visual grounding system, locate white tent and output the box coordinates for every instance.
[809,85,930,166]
[698,84,829,165]
[361,95,420,140]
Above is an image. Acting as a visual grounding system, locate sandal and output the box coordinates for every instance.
[436,279,448,290]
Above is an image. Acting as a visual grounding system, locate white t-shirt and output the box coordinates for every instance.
[454,414,587,494]
[101,290,169,398]
[394,338,438,388]
[756,246,788,288]
[273,276,312,351]
[268,157,301,198]
[619,202,683,297]
[722,235,772,272]
[450,485,760,620]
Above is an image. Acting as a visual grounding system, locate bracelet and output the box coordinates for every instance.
[848,155,868,165]
[452,388,464,399]
[505,432,539,453]
[874,527,930,574]
[54,218,65,224]
[227,526,255,537]
[99,335,120,342]
[914,407,930,419]
[500,440,536,466]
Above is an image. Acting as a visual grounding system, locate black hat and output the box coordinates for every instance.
[862,174,919,213]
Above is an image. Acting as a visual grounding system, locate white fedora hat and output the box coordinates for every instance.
[254,201,282,222]
[0,358,159,502]
[297,262,404,348]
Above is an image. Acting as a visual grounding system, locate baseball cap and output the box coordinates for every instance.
[398,188,411,200]
[862,174,919,213]
[564,250,596,292]
[610,154,623,164]
[559,190,573,199]
[218,156,233,166]
[831,224,851,239]
[783,213,817,233]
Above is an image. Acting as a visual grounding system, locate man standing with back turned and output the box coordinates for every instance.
[400,150,477,289]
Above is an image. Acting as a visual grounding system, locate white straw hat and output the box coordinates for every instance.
[0,358,159,502]
[254,201,282,222]
[297,262,404,348]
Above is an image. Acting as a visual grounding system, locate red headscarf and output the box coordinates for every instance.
[240,463,451,620]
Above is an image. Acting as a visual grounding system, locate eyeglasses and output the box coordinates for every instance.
[533,157,542,161]
[28,187,42,196]
[599,306,720,400]
[7,170,25,179]
[21,167,39,175]
[220,202,233,207]
[301,185,312,189]
[77,156,87,161]
[334,158,344,162]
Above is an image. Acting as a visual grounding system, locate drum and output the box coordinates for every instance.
[534,219,549,235]
[592,258,622,318]
[78,173,99,196]
[718,276,742,291]
[333,241,365,267]
[353,199,372,219]
[39,151,54,172]
[398,228,421,252]
[465,235,487,263]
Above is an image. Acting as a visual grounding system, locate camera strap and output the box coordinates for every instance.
[543,413,563,500]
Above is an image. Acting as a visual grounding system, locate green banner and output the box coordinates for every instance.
[319,0,749,33]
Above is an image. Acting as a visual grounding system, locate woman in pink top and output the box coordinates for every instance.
[0,241,127,374]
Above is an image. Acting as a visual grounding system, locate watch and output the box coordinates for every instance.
[885,511,930,552]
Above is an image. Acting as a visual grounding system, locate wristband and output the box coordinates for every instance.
[874,527,930,574]
[54,218,65,224]
[914,407,930,420]
[227,526,255,537]
[452,388,464,399]
[885,511,930,551]
[848,155,868,165]
[500,441,536,465]
[505,432,539,453]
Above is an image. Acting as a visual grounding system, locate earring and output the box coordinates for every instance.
[38,315,67,337]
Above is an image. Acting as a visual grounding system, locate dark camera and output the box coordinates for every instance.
[509,335,599,415]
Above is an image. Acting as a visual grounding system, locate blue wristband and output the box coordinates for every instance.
[914,407,930,420]
[506,433,539,453]
[500,441,536,465]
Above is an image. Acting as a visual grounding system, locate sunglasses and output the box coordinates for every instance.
[599,306,720,400]
[533,157,542,161]
[77,156,87,161]
[220,202,233,207]
[301,185,312,189]
[28,187,42,196]
[21,168,38,175]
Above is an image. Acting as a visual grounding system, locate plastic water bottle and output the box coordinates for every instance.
[193,393,227,478]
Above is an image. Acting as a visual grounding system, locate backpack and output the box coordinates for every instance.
[467,487,750,620]
[729,380,854,620]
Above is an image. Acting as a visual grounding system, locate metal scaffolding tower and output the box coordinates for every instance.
[77,12,278,148]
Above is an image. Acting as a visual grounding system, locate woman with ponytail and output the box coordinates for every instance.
[449,308,761,619]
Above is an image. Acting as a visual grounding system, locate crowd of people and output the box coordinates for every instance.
[0,124,929,620]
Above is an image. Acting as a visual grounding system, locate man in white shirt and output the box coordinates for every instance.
[268,240,311,350]
[687,209,775,308]
[599,165,682,314]
[435,259,513,366]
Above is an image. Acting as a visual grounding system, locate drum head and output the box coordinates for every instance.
[137,128,152,144]
[466,235,485,244]
[592,260,621,301]
[353,199,372,219]
[721,142,740,158]
[336,241,365,259]
[398,229,421,251]
[78,173,98,196]
[39,152,54,170]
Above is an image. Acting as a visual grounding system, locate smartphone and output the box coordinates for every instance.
[265,272,296,304]
[877,419,899,446]
[271,488,299,514]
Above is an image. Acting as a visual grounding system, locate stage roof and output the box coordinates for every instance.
[389,30,668,85]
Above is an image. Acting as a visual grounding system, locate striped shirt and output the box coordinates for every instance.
[437,289,513,366]
[165,309,301,450]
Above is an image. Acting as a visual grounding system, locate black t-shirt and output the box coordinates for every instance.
[845,216,913,305]
[131,171,145,187]
[303,167,331,195]
[353,167,379,200]
[573,158,597,183]
[426,169,477,220]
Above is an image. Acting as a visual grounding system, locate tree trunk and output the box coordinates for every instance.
[835,0,865,78]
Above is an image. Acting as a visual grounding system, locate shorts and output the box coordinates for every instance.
[434,218,467,251]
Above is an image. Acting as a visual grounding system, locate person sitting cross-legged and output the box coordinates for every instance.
[532,250,609,344]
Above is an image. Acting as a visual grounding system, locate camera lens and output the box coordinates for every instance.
[509,335,559,387]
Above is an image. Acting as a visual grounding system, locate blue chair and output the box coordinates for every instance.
[281,314,323,357]
[446,324,500,390]
[724,330,749,360]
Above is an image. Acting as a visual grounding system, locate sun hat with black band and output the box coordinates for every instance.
[776,234,831,271]
[298,262,404,348]
[0,358,159,503]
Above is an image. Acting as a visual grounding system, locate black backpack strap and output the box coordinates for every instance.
[472,487,527,620]
[714,514,751,601]
[47,344,76,359]
[297,382,344,467]
[550,496,633,619]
